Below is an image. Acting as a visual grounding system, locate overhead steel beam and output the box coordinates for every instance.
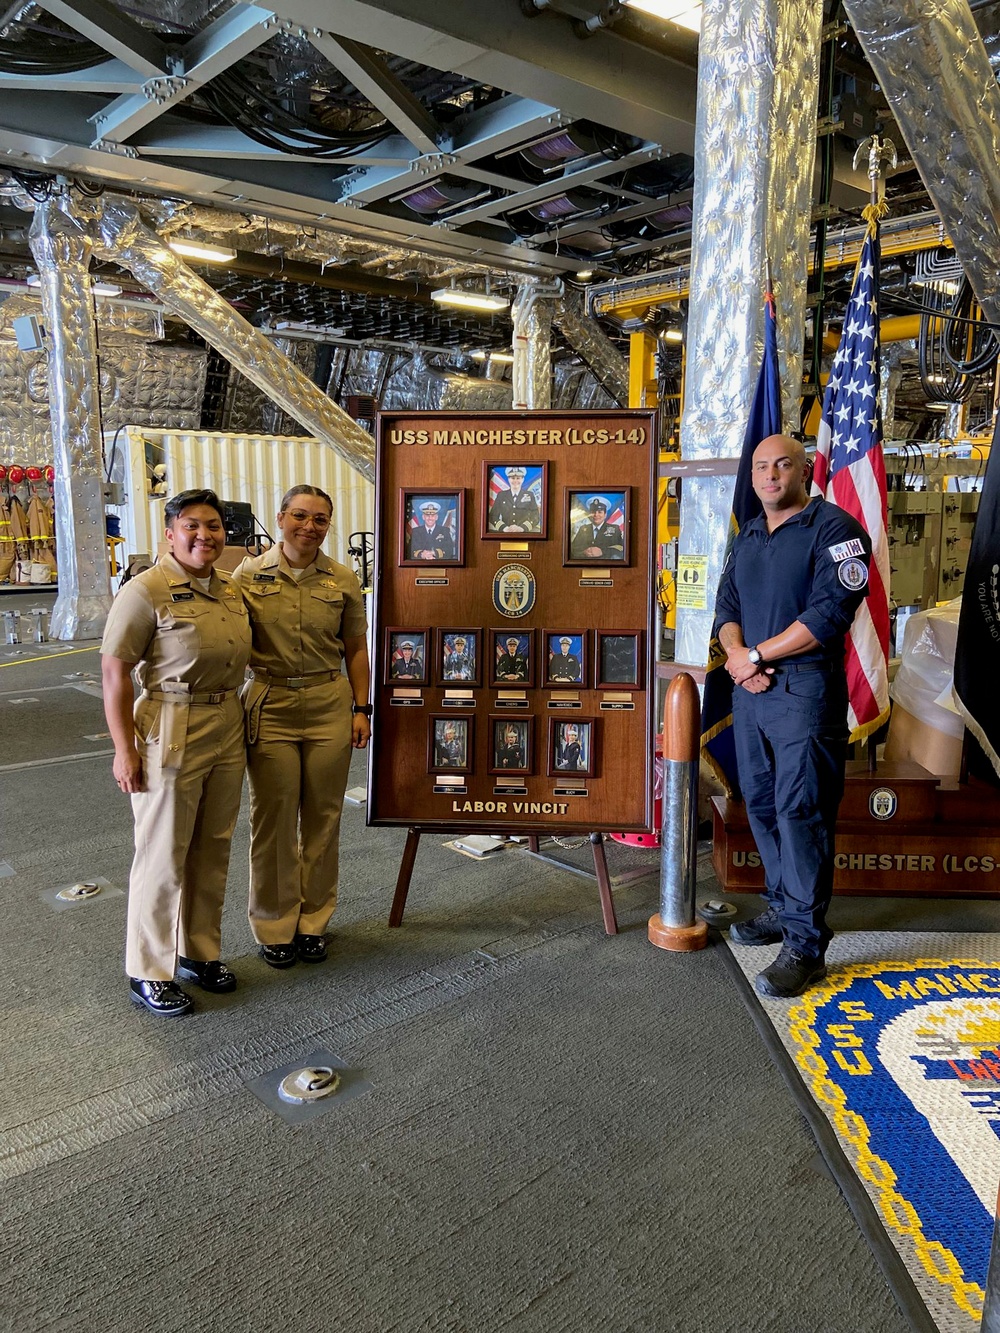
[91,4,276,144]
[37,0,171,76]
[0,59,143,93]
[282,0,697,148]
[308,32,441,153]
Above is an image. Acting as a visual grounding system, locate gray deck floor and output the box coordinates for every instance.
[2,620,996,1333]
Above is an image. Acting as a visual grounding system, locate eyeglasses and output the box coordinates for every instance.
[284,509,331,527]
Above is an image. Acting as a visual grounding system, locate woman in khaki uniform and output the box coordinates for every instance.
[101,489,252,1016]
[233,485,370,968]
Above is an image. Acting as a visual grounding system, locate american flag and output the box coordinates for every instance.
[811,215,890,740]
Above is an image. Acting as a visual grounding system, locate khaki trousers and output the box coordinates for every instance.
[246,674,353,944]
[126,697,245,980]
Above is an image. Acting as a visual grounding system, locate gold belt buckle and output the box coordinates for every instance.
[207,690,225,703]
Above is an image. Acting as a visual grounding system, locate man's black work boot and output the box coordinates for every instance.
[729,905,783,946]
[754,944,827,998]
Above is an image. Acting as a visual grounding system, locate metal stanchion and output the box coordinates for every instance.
[29,607,49,642]
[2,609,21,644]
[648,672,708,952]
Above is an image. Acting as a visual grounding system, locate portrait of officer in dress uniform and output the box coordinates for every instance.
[485,463,545,536]
[493,632,531,684]
[441,631,477,683]
[492,718,529,771]
[553,721,591,773]
[402,492,462,564]
[567,491,627,563]
[431,716,471,771]
[388,631,426,682]
[546,633,584,685]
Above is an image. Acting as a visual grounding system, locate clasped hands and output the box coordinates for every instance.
[725,647,775,694]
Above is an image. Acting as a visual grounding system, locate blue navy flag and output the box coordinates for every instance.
[811,213,890,740]
[700,290,781,797]
[954,408,1000,778]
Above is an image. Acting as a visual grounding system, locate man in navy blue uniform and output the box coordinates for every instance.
[714,434,871,998]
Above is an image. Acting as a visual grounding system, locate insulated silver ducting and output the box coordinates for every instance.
[553,292,629,407]
[675,0,823,667]
[512,279,558,410]
[842,0,1000,328]
[92,199,376,482]
[28,200,113,640]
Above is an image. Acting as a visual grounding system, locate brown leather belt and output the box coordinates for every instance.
[142,687,238,705]
[251,669,339,689]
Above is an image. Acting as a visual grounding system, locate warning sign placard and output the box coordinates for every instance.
[676,555,709,609]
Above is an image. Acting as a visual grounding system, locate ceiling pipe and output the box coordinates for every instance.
[92,197,376,481]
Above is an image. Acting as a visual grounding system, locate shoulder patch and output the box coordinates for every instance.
[838,557,869,590]
[828,537,866,562]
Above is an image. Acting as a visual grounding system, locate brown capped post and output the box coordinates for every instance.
[648,672,708,951]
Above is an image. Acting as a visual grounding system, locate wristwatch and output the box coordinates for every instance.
[352,703,373,717]
[746,646,764,666]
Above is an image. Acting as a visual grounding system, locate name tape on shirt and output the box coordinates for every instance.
[171,591,195,601]
[838,557,869,590]
[252,572,276,582]
[828,538,866,562]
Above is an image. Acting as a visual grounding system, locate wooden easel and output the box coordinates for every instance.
[388,827,620,934]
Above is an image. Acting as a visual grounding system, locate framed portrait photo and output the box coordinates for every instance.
[437,628,482,687]
[428,714,474,775]
[547,716,596,779]
[399,488,464,567]
[543,630,588,688]
[595,630,644,691]
[563,487,630,566]
[385,627,429,686]
[488,714,534,776]
[489,628,535,688]
[481,461,547,539]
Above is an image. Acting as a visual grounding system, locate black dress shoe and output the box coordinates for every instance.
[259,942,297,969]
[176,957,237,993]
[295,933,328,963]
[129,978,193,1016]
[754,945,828,999]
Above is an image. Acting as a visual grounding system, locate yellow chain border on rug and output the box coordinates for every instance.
[781,956,996,1323]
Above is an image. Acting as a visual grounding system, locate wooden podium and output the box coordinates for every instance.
[712,760,1000,898]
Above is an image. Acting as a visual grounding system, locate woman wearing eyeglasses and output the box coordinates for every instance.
[233,485,371,969]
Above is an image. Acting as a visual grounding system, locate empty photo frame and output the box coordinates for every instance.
[595,630,644,691]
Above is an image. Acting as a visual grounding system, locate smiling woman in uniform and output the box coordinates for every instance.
[233,485,371,969]
[101,489,252,1016]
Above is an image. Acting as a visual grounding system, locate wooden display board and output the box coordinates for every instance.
[368,409,656,834]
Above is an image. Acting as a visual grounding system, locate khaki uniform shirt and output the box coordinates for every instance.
[101,553,251,692]
[232,545,367,676]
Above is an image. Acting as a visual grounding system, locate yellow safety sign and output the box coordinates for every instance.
[676,555,709,609]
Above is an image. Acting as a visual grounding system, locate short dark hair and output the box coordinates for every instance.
[280,484,333,513]
[164,489,224,524]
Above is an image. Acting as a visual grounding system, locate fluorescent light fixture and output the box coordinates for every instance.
[431,287,509,312]
[168,238,237,263]
[624,0,702,31]
[661,328,683,343]
[470,349,488,359]
[26,273,122,297]
[575,269,594,280]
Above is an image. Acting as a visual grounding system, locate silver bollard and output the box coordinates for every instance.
[649,672,708,952]
[2,609,20,644]
[29,607,48,642]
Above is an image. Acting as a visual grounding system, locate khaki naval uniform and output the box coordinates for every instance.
[100,554,251,980]
[233,545,367,944]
